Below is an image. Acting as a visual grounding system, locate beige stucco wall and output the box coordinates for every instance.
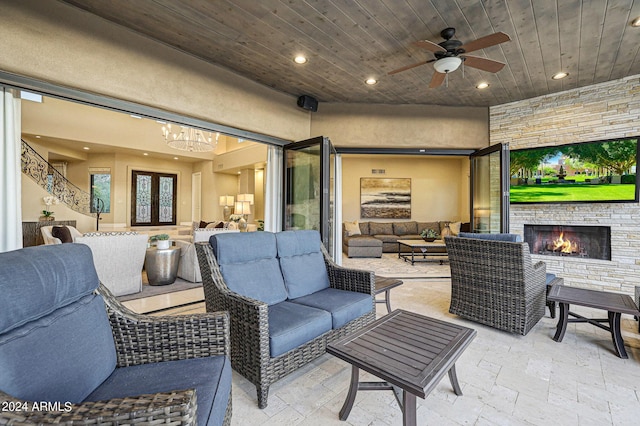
[0,0,310,142]
[311,103,489,148]
[341,156,469,223]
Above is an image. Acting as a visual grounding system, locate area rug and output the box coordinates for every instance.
[341,253,451,279]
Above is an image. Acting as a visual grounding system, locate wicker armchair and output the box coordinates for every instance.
[0,244,232,426]
[445,234,548,335]
[196,230,375,409]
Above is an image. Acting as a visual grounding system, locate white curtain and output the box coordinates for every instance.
[264,145,283,232]
[0,87,22,252]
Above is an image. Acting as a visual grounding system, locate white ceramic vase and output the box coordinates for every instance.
[156,240,171,250]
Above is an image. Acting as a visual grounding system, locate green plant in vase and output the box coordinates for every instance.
[420,228,439,242]
[149,234,171,249]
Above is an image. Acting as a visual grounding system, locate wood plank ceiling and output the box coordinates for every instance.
[60,0,640,107]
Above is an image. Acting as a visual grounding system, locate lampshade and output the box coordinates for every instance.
[219,195,234,207]
[237,193,254,205]
[234,201,251,215]
[433,57,462,74]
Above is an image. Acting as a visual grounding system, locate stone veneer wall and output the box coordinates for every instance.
[490,75,640,294]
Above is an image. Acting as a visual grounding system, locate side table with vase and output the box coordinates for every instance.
[145,245,181,286]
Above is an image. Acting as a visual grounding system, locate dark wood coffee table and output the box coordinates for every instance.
[374,276,403,313]
[327,309,476,426]
[547,284,640,358]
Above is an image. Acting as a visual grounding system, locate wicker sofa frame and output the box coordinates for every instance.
[0,284,232,426]
[445,236,548,336]
[196,241,375,409]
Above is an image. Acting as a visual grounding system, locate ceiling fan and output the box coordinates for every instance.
[388,27,511,88]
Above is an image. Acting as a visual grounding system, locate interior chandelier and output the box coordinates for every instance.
[162,123,219,152]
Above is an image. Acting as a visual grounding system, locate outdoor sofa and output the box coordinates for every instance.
[196,229,375,408]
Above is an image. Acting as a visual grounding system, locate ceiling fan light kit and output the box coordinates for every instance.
[433,57,462,73]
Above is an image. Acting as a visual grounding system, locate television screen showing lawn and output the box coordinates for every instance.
[510,137,638,204]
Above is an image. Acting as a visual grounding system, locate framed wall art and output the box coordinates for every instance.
[360,178,411,219]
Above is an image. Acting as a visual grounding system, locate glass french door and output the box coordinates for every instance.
[131,170,177,226]
[283,136,337,255]
[470,143,510,233]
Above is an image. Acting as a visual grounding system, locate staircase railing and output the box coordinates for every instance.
[21,139,95,217]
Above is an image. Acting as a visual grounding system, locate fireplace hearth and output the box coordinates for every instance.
[523,224,611,261]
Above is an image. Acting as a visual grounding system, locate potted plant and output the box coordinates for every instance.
[420,228,439,242]
[40,196,60,221]
[149,233,171,250]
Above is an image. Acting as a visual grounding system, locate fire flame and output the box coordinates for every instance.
[552,232,577,254]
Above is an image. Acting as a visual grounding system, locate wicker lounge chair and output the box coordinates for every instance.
[0,244,232,426]
[445,233,550,335]
[196,230,375,408]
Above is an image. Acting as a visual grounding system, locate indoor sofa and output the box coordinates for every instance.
[0,244,232,426]
[343,220,469,257]
[196,230,375,409]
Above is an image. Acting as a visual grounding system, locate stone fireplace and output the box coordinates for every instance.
[523,224,611,261]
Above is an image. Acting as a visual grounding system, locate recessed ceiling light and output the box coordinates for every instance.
[130,114,142,119]
[143,153,148,156]
[476,82,490,89]
[294,55,307,64]
[83,147,90,150]
[35,135,41,138]
[173,157,179,160]
[632,16,640,27]
[552,72,568,80]
[365,78,378,85]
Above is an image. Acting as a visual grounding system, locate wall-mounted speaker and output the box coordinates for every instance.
[297,95,318,112]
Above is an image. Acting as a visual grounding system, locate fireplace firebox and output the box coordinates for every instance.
[523,225,611,261]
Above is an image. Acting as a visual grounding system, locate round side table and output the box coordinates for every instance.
[145,245,181,285]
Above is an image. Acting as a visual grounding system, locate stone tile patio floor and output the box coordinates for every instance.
[158,278,640,425]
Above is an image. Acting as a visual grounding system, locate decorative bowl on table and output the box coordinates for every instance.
[422,237,436,242]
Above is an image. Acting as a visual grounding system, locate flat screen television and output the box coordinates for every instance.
[509,137,638,204]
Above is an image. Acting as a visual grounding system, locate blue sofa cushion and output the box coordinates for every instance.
[546,273,556,284]
[0,244,100,334]
[0,293,117,403]
[458,232,522,242]
[268,301,332,357]
[85,356,231,426]
[291,288,373,329]
[275,230,330,299]
[211,232,288,305]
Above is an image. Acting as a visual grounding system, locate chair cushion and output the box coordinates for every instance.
[291,288,373,329]
[85,356,231,426]
[0,244,100,334]
[211,232,287,305]
[546,273,557,284]
[52,225,73,243]
[458,232,522,242]
[268,301,332,357]
[275,230,330,299]
[0,293,117,403]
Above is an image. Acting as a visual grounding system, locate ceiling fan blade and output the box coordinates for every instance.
[459,32,510,54]
[387,59,434,75]
[412,40,447,53]
[462,55,506,73]
[429,72,446,88]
